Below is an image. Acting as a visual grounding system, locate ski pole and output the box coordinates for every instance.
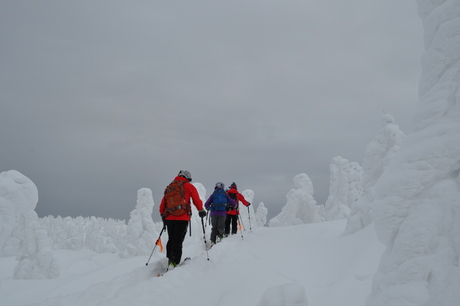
[247,206,252,231]
[200,217,210,261]
[238,208,246,231]
[237,214,244,240]
[146,224,166,266]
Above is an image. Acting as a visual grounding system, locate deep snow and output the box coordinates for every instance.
[2,1,460,305]
[0,219,384,306]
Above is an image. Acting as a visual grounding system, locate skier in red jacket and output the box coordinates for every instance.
[225,182,250,236]
[159,170,206,268]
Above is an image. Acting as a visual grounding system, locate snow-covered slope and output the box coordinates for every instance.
[1,220,384,306]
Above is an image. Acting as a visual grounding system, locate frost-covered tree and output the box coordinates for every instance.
[367,1,460,305]
[239,189,255,229]
[314,204,325,223]
[0,170,59,279]
[188,182,207,241]
[345,114,405,235]
[193,182,207,202]
[120,188,157,258]
[324,156,363,221]
[254,202,268,228]
[269,173,317,227]
[40,215,126,253]
[13,211,60,279]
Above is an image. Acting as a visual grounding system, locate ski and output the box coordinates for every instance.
[206,242,217,251]
[157,257,191,277]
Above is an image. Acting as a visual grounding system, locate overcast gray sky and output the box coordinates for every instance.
[1,0,423,222]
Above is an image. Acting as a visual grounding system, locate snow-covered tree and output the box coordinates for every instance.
[367,1,460,305]
[189,182,207,242]
[269,173,317,227]
[345,114,405,235]
[39,215,126,253]
[324,156,363,221]
[120,188,157,258]
[0,170,59,279]
[12,211,60,279]
[239,189,255,229]
[254,202,268,228]
[193,182,207,202]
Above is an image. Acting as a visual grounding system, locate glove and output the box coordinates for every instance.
[247,202,251,206]
[199,210,207,218]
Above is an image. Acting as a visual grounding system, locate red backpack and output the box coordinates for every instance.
[163,180,190,217]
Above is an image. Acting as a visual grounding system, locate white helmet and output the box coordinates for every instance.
[178,170,192,181]
[215,182,225,189]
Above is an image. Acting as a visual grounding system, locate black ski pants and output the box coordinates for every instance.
[165,220,188,265]
[225,214,238,235]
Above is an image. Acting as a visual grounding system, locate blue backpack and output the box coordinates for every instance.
[212,189,227,211]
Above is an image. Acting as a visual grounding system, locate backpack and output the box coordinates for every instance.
[227,192,238,210]
[211,189,227,211]
[228,192,237,201]
[163,180,190,217]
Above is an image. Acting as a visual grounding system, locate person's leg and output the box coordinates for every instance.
[165,220,174,260]
[216,215,226,240]
[210,215,218,243]
[167,220,188,265]
[231,215,238,234]
[224,214,231,235]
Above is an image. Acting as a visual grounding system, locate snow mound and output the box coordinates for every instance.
[257,283,308,306]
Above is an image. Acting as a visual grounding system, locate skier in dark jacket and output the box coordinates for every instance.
[204,182,236,245]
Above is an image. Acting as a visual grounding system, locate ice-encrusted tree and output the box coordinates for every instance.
[367,1,460,305]
[345,114,406,235]
[189,182,207,241]
[120,188,157,258]
[239,189,255,229]
[324,156,363,221]
[254,202,268,228]
[0,170,59,279]
[269,173,317,227]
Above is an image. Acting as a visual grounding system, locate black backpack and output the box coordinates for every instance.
[228,192,237,201]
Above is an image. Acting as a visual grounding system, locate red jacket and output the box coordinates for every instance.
[159,176,203,221]
[226,187,249,215]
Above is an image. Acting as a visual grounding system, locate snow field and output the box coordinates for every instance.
[1,219,384,306]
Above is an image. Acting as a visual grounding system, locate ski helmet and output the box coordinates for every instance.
[178,170,192,181]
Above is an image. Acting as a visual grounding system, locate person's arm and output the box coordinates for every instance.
[237,193,249,206]
[187,183,204,211]
[204,195,213,210]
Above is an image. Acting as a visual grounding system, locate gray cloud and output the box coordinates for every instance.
[1,0,423,221]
